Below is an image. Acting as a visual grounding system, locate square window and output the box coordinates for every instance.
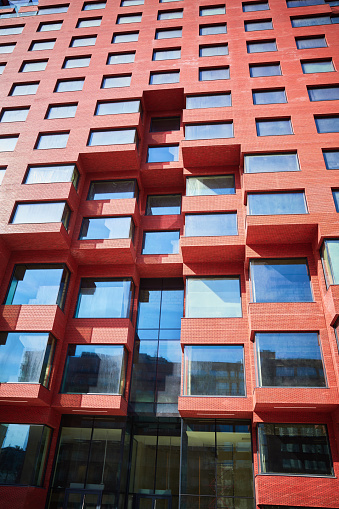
[199,66,229,80]
[185,213,238,236]
[186,93,231,108]
[186,175,235,195]
[88,128,137,145]
[315,116,339,133]
[75,278,133,318]
[249,63,281,76]
[77,17,102,28]
[199,23,227,35]
[1,107,29,122]
[30,39,55,51]
[155,27,182,39]
[117,13,142,23]
[243,1,269,11]
[301,59,334,73]
[10,82,39,96]
[185,122,233,139]
[150,116,180,132]
[46,104,77,119]
[199,44,228,56]
[107,51,135,64]
[245,19,273,31]
[247,39,277,52]
[63,56,91,68]
[158,9,183,19]
[55,78,84,92]
[253,88,287,104]
[101,74,132,87]
[146,194,181,215]
[186,277,242,318]
[323,150,339,169]
[0,135,18,152]
[147,145,179,162]
[38,21,63,32]
[35,132,69,149]
[70,36,97,47]
[295,36,327,49]
[153,48,181,60]
[112,31,139,43]
[256,118,293,136]
[308,86,339,101]
[244,152,300,173]
[149,71,180,84]
[248,192,307,214]
[142,230,180,254]
[200,5,226,16]
[20,60,48,72]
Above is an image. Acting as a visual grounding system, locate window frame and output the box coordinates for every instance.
[256,117,294,136]
[35,131,69,150]
[54,78,85,93]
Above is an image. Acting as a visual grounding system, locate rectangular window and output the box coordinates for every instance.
[287,0,324,6]
[0,43,15,54]
[249,63,281,77]
[46,104,77,119]
[146,194,181,215]
[88,128,137,146]
[256,118,293,136]
[150,71,180,84]
[77,17,102,28]
[112,31,139,42]
[1,107,29,122]
[75,278,133,318]
[323,150,339,169]
[185,213,238,236]
[61,344,127,394]
[0,332,55,387]
[295,36,327,49]
[185,122,233,140]
[107,51,135,64]
[158,9,183,19]
[0,136,18,152]
[101,74,132,87]
[183,345,245,396]
[83,1,106,9]
[258,424,333,475]
[142,230,180,254]
[30,40,55,51]
[63,56,91,68]
[247,39,277,52]
[95,99,141,115]
[121,0,144,5]
[38,21,63,32]
[55,78,85,92]
[315,116,339,133]
[301,59,334,73]
[0,168,5,185]
[117,13,142,23]
[5,264,70,308]
[199,23,227,35]
[150,116,180,132]
[0,424,51,486]
[38,5,68,15]
[10,82,39,96]
[79,216,134,240]
[248,192,307,215]
[243,1,269,11]
[245,152,299,173]
[333,190,339,212]
[255,332,326,388]
[160,0,183,2]
[36,132,69,149]
[155,27,182,39]
[245,19,273,31]
[199,44,228,56]
[70,36,97,47]
[200,5,226,16]
[186,93,231,109]
[186,277,242,318]
[308,86,339,101]
[321,240,339,285]
[21,60,48,72]
[147,145,179,162]
[25,164,79,187]
[291,15,330,27]
[186,175,235,196]
[153,48,181,60]
[250,258,313,302]
[11,202,70,228]
[88,179,138,200]
[0,64,5,75]
[0,25,24,36]
[253,88,287,104]
[199,67,229,80]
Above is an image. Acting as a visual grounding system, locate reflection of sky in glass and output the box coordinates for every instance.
[1,424,30,451]
[185,213,237,236]
[326,240,339,283]
[256,332,322,359]
[76,279,131,318]
[147,145,179,163]
[80,216,132,240]
[142,231,180,254]
[248,193,307,215]
[186,277,242,317]
[245,153,299,173]
[9,267,63,305]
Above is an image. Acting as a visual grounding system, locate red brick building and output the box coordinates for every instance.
[0,0,338,508]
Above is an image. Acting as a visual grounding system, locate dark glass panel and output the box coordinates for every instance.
[150,117,180,132]
[88,179,137,200]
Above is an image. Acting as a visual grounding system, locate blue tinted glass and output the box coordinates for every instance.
[245,20,273,31]
[199,68,229,80]
[130,339,158,402]
[247,40,276,52]
[250,259,313,302]
[308,87,339,101]
[137,289,162,329]
[333,190,339,211]
[147,145,179,162]
[186,93,231,109]
[302,61,334,73]
[185,123,233,140]
[88,129,136,145]
[253,89,286,104]
[142,231,180,254]
[256,119,293,136]
[243,2,269,11]
[250,64,281,77]
[186,277,242,318]
[323,151,339,169]
[296,36,327,48]
[79,217,133,240]
[315,117,339,133]
[248,193,307,214]
[75,278,132,318]
[149,72,180,84]
[160,289,184,328]
[185,213,238,236]
[146,195,181,215]
[88,180,136,200]
[245,153,299,173]
[291,15,330,27]
[199,24,227,35]
[287,0,324,5]
[256,332,325,387]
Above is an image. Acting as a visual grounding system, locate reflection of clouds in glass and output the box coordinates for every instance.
[2,424,30,451]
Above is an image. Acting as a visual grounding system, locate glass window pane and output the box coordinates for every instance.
[301,60,334,73]
[25,164,78,186]
[291,15,330,27]
[0,136,18,152]
[185,123,233,140]
[71,36,97,47]
[247,40,277,52]
[96,100,140,116]
[256,332,326,387]
[113,31,139,42]
[147,145,179,162]
[186,175,235,196]
[332,190,339,211]
[142,231,180,254]
[244,152,299,173]
[153,48,181,60]
[117,14,142,23]
[183,345,245,395]
[47,104,77,119]
[248,192,307,214]
[243,2,269,11]
[253,89,286,104]
[256,119,293,136]
[249,63,281,76]
[122,0,144,5]
[322,239,339,285]
[0,332,55,386]
[88,179,137,200]
[315,116,339,133]
[77,17,102,27]
[155,28,182,39]
[308,86,339,101]
[186,93,231,109]
[30,40,55,51]
[1,108,29,122]
[101,75,131,87]
[245,19,273,31]
[199,23,227,35]
[79,216,133,240]
[150,71,180,84]
[36,133,69,149]
[75,278,133,318]
[21,60,48,72]
[5,264,70,308]
[61,344,126,394]
[200,6,226,15]
[88,129,136,145]
[0,44,16,54]
[323,150,339,169]
[38,22,63,31]
[258,424,333,475]
[83,1,106,10]
[185,213,238,236]
[158,9,183,19]
[55,79,84,92]
[0,168,5,185]
[11,202,70,228]
[0,25,24,36]
[199,67,229,80]
[146,195,181,215]
[250,258,313,302]
[38,5,68,15]
[296,36,327,48]
[287,0,325,6]
[63,57,90,69]
[186,277,242,318]
[199,44,228,56]
[11,82,39,95]
[107,52,135,64]
[150,117,180,132]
